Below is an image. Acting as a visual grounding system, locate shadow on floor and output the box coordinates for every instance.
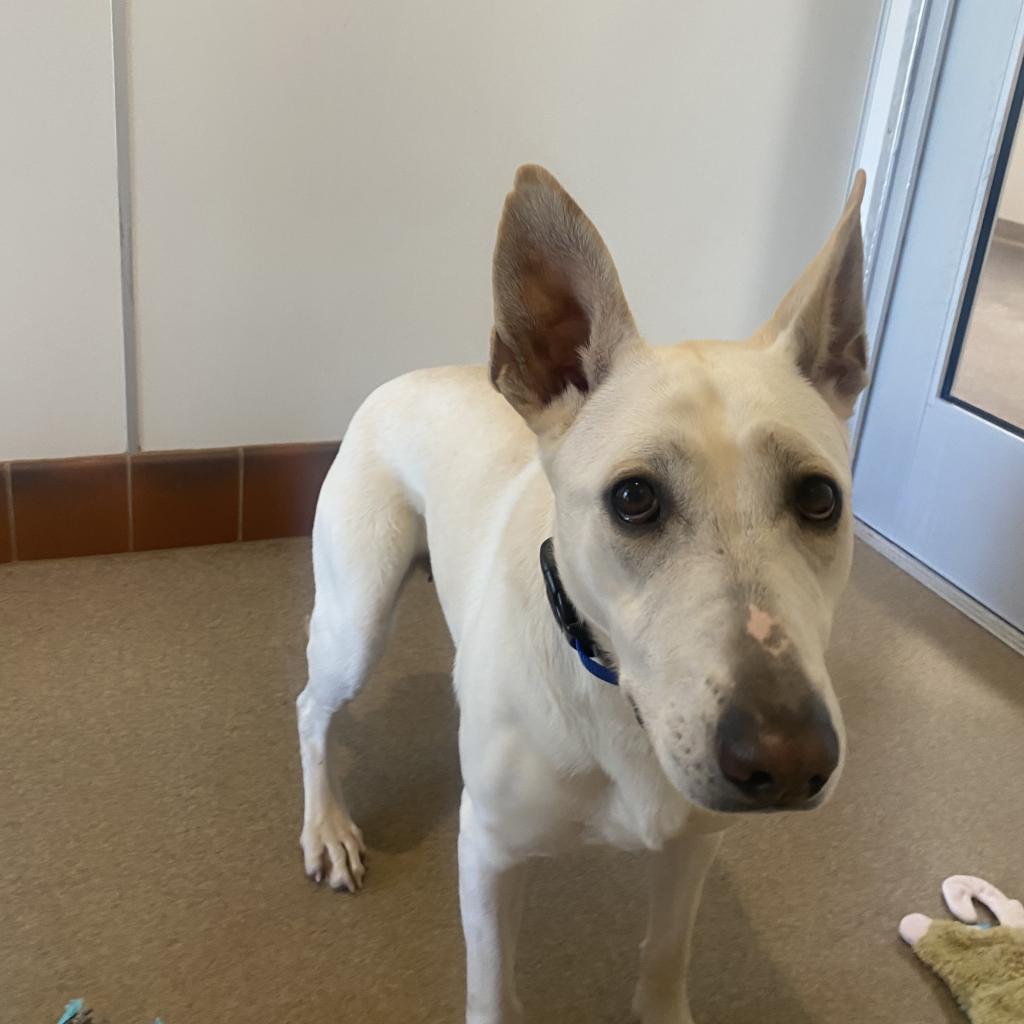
[329,669,462,856]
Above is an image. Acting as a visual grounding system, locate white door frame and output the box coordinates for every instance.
[848,0,956,447]
[848,0,1024,656]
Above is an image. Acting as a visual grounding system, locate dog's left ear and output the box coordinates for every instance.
[489,165,642,436]
[767,170,869,419]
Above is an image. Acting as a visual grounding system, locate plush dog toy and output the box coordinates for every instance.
[900,875,1024,1022]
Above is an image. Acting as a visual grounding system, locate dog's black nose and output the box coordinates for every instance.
[716,700,839,808]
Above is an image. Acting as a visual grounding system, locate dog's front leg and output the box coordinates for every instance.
[458,791,529,1024]
[632,827,723,1024]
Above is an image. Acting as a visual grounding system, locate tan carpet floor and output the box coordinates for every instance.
[2,538,1022,1023]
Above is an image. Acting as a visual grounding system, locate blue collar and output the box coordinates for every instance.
[539,539,620,686]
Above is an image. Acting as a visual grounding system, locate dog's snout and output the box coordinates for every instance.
[715,699,839,809]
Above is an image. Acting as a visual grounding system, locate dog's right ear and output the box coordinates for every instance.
[489,165,642,436]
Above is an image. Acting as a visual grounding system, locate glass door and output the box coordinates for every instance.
[855,0,1024,638]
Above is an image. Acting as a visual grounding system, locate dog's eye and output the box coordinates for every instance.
[611,478,660,525]
[794,475,841,524]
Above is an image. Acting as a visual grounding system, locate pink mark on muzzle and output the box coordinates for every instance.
[746,604,791,657]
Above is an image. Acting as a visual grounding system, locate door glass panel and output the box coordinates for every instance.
[946,69,1024,434]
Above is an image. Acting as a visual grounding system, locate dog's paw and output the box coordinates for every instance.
[300,807,366,892]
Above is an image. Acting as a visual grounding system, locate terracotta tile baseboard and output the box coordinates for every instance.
[0,441,339,563]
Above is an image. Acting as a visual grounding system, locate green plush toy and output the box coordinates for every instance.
[900,875,1024,1023]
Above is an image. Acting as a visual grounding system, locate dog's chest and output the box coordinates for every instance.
[579,757,694,851]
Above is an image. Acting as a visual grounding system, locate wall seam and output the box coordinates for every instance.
[236,448,245,541]
[126,451,134,550]
[110,0,141,453]
[4,462,17,561]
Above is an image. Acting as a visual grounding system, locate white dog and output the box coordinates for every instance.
[297,165,868,1024]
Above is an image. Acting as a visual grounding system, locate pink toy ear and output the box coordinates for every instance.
[899,913,933,945]
[943,877,981,923]
[941,874,1024,927]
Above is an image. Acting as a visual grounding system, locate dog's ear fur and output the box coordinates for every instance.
[490,165,640,434]
[766,170,869,419]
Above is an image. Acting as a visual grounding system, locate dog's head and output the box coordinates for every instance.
[490,165,868,814]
